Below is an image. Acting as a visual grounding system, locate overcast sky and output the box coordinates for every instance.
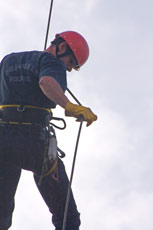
[0,0,153,230]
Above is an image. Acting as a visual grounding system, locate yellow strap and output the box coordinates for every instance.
[0,121,34,125]
[0,104,51,113]
[44,159,58,177]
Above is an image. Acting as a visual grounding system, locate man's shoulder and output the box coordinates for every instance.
[39,52,66,70]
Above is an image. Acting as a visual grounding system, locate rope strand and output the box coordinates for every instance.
[66,87,82,105]
[62,120,83,230]
[44,2,84,229]
[44,0,54,50]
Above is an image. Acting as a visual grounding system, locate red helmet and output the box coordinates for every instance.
[56,31,89,68]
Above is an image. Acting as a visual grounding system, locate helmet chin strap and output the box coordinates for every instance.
[56,45,72,59]
[55,39,73,58]
[55,41,79,69]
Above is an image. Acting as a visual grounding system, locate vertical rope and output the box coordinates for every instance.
[62,120,83,230]
[66,88,82,105]
[43,2,84,229]
[44,0,54,50]
[62,90,83,230]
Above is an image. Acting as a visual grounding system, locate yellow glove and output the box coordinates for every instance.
[65,102,97,127]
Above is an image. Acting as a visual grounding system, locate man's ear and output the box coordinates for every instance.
[58,41,67,53]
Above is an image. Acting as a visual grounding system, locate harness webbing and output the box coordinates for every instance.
[0,104,51,112]
[0,121,36,125]
[44,159,57,177]
[0,104,52,126]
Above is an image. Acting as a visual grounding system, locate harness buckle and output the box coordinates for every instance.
[17,105,25,112]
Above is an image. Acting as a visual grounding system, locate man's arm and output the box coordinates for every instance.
[39,76,97,126]
[39,76,69,108]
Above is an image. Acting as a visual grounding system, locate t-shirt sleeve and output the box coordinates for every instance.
[38,53,67,92]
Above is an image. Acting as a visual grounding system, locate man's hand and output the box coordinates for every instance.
[65,102,97,126]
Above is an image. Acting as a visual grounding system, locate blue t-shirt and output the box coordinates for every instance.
[0,51,67,108]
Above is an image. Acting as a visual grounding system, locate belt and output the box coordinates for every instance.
[0,105,52,125]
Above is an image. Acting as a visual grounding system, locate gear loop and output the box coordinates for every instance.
[17,105,25,112]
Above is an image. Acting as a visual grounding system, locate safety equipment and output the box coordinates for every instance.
[56,31,89,68]
[0,105,51,125]
[65,102,97,127]
[38,125,65,185]
[48,135,57,161]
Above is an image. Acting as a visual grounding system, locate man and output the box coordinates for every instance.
[0,31,97,230]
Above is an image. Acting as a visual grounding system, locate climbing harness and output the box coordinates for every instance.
[38,124,66,185]
[0,104,66,185]
[0,104,51,125]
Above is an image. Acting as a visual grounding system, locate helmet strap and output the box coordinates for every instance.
[54,39,79,69]
[53,38,72,58]
[56,44,72,59]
